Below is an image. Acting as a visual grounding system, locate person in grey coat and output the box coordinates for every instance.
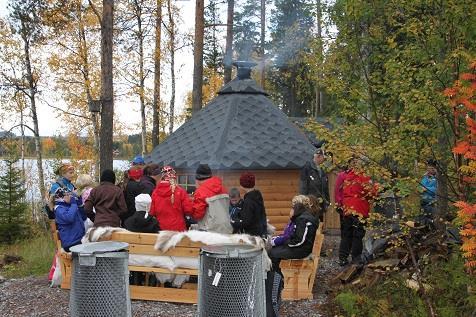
[299,148,329,221]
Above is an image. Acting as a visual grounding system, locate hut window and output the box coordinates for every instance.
[177,174,196,194]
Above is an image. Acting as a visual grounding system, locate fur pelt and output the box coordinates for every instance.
[155,230,272,271]
[81,226,129,243]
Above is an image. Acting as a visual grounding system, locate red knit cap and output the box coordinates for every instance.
[240,172,255,189]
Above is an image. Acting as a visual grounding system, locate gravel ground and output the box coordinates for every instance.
[0,235,340,317]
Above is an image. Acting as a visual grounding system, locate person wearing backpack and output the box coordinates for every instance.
[192,164,232,233]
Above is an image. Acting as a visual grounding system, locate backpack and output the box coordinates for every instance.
[197,194,233,234]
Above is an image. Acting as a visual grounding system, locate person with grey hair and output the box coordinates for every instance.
[229,187,243,233]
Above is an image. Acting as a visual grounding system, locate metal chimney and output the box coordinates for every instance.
[233,61,257,80]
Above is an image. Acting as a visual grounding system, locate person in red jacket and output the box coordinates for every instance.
[192,164,227,221]
[335,156,378,266]
[149,166,193,231]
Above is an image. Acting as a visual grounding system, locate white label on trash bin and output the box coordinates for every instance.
[208,269,213,277]
[212,272,222,286]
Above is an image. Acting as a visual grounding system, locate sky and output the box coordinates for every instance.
[0,0,198,136]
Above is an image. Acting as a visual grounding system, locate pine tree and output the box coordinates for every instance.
[204,0,223,74]
[233,0,260,61]
[267,0,315,116]
[0,158,28,243]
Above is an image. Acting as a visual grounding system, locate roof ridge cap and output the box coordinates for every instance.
[211,96,237,163]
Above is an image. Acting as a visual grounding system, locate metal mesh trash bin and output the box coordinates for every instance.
[198,244,266,317]
[69,241,131,317]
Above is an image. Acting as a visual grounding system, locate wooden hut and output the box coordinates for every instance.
[147,62,318,232]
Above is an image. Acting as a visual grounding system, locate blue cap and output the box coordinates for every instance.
[132,155,145,165]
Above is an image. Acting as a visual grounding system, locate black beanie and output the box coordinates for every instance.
[101,169,116,184]
[195,164,212,180]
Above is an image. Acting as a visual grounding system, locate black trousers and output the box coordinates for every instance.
[338,215,366,262]
[268,245,310,273]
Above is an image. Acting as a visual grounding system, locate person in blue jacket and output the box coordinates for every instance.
[55,190,86,252]
[50,164,76,197]
[420,159,438,221]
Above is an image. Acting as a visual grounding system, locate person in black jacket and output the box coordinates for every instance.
[265,195,319,317]
[300,148,329,221]
[268,195,319,271]
[235,172,268,237]
[122,170,145,224]
[140,164,160,195]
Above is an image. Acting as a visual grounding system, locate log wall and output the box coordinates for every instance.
[217,169,299,233]
[176,168,341,232]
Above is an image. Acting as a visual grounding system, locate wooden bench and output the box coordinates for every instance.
[51,222,324,303]
[49,221,73,289]
[280,223,324,300]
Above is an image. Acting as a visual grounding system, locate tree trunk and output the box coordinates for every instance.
[91,113,100,179]
[436,160,449,229]
[191,0,204,115]
[79,3,100,180]
[136,1,147,156]
[167,0,175,133]
[22,28,45,204]
[315,0,323,118]
[152,0,162,148]
[260,0,265,88]
[100,0,114,173]
[19,105,25,180]
[223,0,234,84]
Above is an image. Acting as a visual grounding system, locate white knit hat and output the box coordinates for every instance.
[135,194,152,215]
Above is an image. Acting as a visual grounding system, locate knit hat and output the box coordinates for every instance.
[161,165,176,181]
[195,164,212,180]
[132,155,145,166]
[100,169,116,184]
[135,194,152,213]
[239,172,255,189]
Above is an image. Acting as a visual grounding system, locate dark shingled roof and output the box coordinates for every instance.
[147,76,315,170]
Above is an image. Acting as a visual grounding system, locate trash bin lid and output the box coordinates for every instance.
[201,244,261,258]
[70,241,129,254]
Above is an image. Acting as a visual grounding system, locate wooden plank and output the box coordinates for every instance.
[267,215,291,224]
[128,266,197,275]
[255,185,299,192]
[130,285,198,304]
[128,244,200,257]
[282,289,312,300]
[109,232,203,248]
[264,201,293,208]
[266,209,292,217]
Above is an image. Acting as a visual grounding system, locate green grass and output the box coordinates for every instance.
[0,231,55,278]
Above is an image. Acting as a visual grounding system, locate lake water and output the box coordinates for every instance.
[0,158,129,201]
